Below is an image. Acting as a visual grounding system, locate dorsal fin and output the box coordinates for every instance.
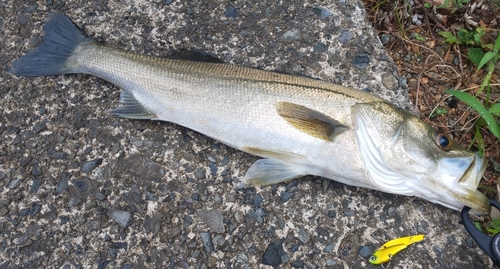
[169,48,225,63]
[276,101,347,141]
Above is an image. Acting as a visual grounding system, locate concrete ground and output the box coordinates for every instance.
[0,0,495,268]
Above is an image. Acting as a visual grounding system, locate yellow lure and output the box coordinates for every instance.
[369,234,425,265]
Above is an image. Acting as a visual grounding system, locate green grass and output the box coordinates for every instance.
[440,28,500,154]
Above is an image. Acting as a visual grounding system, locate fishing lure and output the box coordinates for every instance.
[369,234,425,265]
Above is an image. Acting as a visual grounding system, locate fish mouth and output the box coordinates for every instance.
[454,153,490,215]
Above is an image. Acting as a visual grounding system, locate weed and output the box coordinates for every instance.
[440,28,500,154]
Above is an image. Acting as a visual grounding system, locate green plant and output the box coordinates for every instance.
[439,29,500,154]
[413,33,426,42]
[445,89,500,155]
[430,107,447,118]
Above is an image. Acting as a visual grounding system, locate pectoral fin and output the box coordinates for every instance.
[276,102,347,141]
[242,146,305,161]
[237,158,307,188]
[111,90,158,120]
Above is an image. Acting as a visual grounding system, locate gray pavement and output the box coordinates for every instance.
[0,0,494,268]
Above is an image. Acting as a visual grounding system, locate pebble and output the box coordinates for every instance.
[358,245,374,257]
[253,194,263,206]
[225,5,238,18]
[323,244,334,253]
[81,158,103,173]
[311,7,332,18]
[48,150,69,159]
[327,210,336,218]
[352,54,370,69]
[313,42,328,53]
[262,239,285,266]
[74,180,88,192]
[32,164,42,176]
[298,229,310,244]
[197,209,225,233]
[19,208,30,217]
[338,31,353,43]
[145,191,158,201]
[8,179,21,189]
[199,232,215,252]
[30,181,42,195]
[282,29,301,41]
[280,191,293,202]
[107,209,133,228]
[326,259,336,266]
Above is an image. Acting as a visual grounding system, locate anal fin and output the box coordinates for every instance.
[237,158,307,188]
[111,90,158,120]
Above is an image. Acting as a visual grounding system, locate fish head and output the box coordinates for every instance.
[352,101,490,214]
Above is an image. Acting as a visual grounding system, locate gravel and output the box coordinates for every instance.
[0,0,493,268]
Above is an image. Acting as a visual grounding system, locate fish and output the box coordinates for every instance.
[7,12,490,214]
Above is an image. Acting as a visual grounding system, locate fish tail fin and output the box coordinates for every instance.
[7,12,90,77]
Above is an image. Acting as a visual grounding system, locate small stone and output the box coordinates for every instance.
[323,244,334,253]
[29,203,42,216]
[280,192,293,202]
[326,259,336,266]
[311,7,332,18]
[107,209,133,228]
[313,42,328,53]
[197,209,225,233]
[225,5,238,18]
[262,239,285,266]
[145,191,158,201]
[183,215,193,226]
[358,246,374,257]
[199,232,215,252]
[74,180,88,192]
[56,181,68,194]
[208,163,217,176]
[282,29,300,41]
[291,260,303,267]
[60,216,70,225]
[253,194,263,206]
[112,242,128,250]
[195,168,206,180]
[24,4,39,13]
[338,31,353,43]
[19,208,30,217]
[95,192,106,201]
[81,158,103,173]
[32,164,42,176]
[327,210,336,218]
[33,122,45,133]
[352,54,370,69]
[28,180,41,194]
[344,211,355,216]
[144,215,161,235]
[68,197,81,207]
[380,34,391,44]
[297,229,310,244]
[48,150,69,159]
[8,179,21,189]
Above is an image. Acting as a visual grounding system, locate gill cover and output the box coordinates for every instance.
[351,102,489,214]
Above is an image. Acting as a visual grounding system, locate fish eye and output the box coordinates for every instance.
[433,131,453,151]
[369,256,376,262]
